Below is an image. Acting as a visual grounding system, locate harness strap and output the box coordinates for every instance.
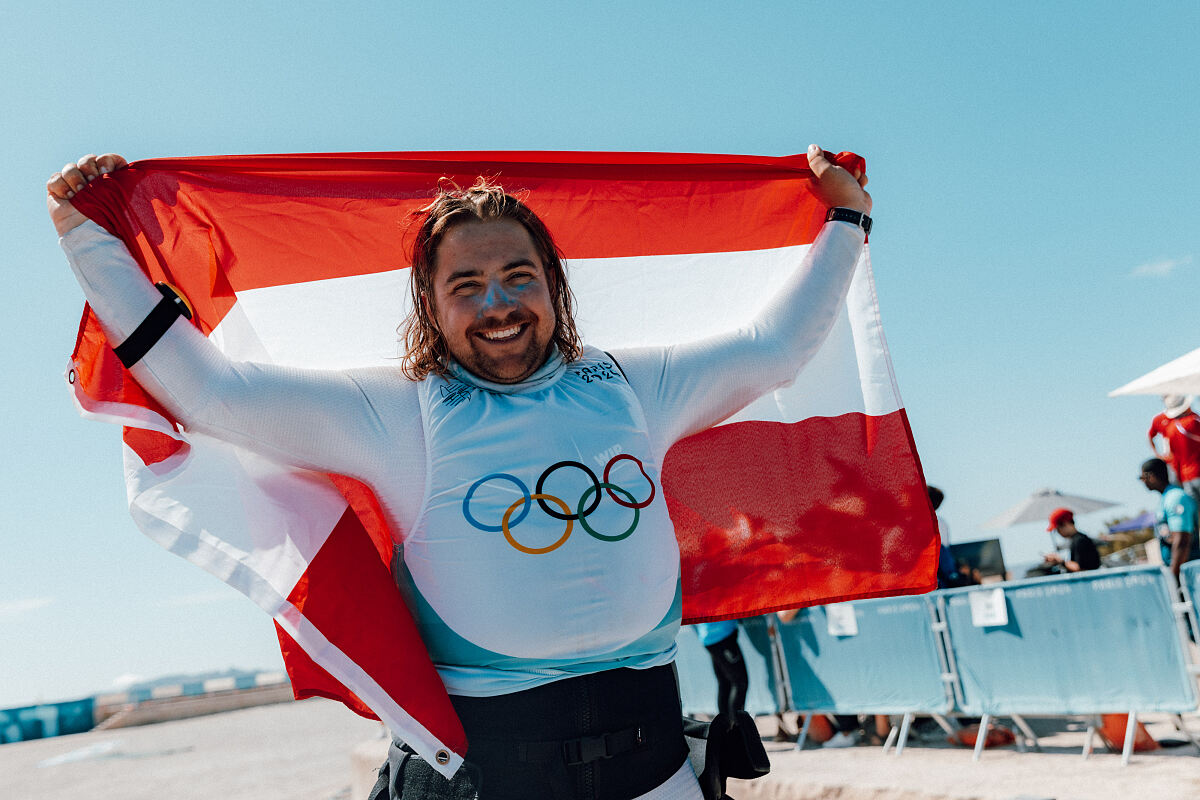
[445,665,686,799]
[512,725,646,765]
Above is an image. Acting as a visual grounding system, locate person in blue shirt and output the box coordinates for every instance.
[692,621,748,731]
[1140,458,1200,581]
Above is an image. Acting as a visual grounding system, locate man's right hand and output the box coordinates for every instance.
[47,153,128,236]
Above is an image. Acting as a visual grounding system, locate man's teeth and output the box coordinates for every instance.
[482,325,522,341]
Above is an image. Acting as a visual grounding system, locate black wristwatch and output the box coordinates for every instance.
[825,207,872,236]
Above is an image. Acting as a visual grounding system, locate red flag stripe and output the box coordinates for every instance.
[283,506,467,754]
[68,152,832,298]
[669,411,938,623]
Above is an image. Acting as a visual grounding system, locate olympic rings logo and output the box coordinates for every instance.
[462,455,657,555]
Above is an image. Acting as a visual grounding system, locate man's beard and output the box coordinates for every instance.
[458,314,556,384]
[462,337,554,383]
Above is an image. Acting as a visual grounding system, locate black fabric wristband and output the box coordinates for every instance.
[825,206,872,236]
[112,283,193,368]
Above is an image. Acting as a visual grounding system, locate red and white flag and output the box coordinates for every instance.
[67,151,937,776]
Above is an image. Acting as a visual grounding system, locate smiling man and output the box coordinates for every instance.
[429,213,554,379]
[402,181,578,385]
[49,147,871,800]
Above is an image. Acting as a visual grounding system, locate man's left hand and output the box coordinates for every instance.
[807,144,872,215]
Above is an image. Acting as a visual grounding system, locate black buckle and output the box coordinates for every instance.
[562,726,644,766]
[564,733,610,765]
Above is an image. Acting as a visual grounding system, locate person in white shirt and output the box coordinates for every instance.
[49,146,871,800]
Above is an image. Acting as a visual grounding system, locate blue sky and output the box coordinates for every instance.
[3,2,1198,707]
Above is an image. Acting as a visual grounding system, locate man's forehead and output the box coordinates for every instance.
[433,220,543,273]
[440,218,538,250]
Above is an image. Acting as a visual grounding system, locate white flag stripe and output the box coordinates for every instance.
[570,246,814,346]
[229,269,412,368]
[225,246,901,419]
[124,435,349,603]
[68,370,184,439]
[844,247,904,413]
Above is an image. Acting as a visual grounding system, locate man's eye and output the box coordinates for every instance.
[452,282,481,295]
[510,272,534,284]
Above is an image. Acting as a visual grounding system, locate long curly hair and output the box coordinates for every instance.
[400,178,583,380]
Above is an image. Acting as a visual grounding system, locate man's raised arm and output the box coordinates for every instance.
[48,155,420,480]
[614,144,874,453]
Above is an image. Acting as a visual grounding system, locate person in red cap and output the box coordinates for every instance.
[1041,508,1101,572]
[1148,394,1200,505]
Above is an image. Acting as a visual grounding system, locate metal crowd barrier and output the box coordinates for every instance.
[676,565,1200,764]
[773,594,953,752]
[1182,560,1200,644]
[939,565,1198,763]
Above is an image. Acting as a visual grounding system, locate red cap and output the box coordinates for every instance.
[1047,508,1074,531]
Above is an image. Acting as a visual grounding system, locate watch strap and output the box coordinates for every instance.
[825,207,872,236]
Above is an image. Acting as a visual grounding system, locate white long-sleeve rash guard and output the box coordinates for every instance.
[61,218,865,694]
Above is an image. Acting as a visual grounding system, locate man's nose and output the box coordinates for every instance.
[483,281,517,310]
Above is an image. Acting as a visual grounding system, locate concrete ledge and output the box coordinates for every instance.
[95,684,296,729]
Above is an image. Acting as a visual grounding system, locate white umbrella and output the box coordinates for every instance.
[1110,346,1200,396]
[981,488,1119,530]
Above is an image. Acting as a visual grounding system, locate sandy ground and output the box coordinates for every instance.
[0,697,381,800]
[1,699,1197,800]
[729,713,1200,800]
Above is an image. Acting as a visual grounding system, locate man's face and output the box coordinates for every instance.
[427,219,557,384]
[1141,470,1165,492]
